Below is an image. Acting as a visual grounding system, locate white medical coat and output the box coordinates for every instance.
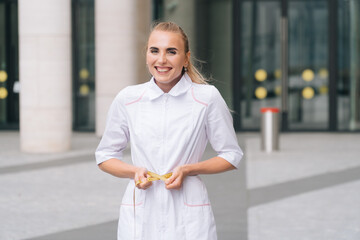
[95,73,243,240]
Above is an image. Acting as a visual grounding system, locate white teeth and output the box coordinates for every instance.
[156,67,170,72]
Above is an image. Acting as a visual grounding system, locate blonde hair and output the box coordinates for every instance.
[148,22,207,84]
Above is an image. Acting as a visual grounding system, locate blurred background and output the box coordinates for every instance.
[0,0,359,239]
[0,0,359,140]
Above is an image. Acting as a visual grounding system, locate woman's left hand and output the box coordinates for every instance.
[165,165,188,190]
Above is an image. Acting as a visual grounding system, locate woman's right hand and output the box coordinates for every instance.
[134,167,152,190]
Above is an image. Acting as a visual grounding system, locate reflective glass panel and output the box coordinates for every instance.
[288,0,329,130]
[240,1,281,129]
[0,2,6,125]
[338,0,360,131]
[0,1,19,129]
[207,0,233,108]
[72,0,95,131]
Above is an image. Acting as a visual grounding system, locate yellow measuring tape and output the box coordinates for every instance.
[135,171,173,186]
[133,171,172,238]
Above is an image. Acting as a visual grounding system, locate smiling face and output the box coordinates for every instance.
[146,30,190,93]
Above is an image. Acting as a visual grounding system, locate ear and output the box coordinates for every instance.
[185,51,191,66]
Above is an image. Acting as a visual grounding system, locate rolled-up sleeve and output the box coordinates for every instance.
[95,92,129,165]
[205,87,243,168]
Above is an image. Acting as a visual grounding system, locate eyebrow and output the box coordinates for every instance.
[149,47,178,51]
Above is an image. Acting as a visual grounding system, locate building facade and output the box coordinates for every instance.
[0,0,151,152]
[154,0,360,132]
[0,0,359,152]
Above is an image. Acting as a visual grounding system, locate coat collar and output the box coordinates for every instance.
[148,73,193,101]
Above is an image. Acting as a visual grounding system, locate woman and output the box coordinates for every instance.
[95,22,243,239]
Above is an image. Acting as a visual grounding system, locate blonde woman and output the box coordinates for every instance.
[95,22,243,239]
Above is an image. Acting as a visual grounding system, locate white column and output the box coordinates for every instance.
[19,0,72,152]
[95,0,151,136]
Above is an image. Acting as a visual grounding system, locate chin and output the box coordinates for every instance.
[153,75,174,83]
[155,79,174,84]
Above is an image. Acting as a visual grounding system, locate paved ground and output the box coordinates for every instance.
[246,133,360,240]
[0,131,359,240]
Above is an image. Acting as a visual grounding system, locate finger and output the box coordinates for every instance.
[142,181,152,189]
[166,178,181,190]
[166,182,179,190]
[134,175,142,186]
[135,175,145,188]
[140,182,152,190]
[165,174,176,185]
[138,177,153,189]
[135,180,142,186]
[136,182,145,189]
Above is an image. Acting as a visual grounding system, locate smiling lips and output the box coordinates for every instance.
[155,66,172,73]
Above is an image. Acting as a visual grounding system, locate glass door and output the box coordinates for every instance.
[237,0,330,131]
[287,0,329,130]
[239,1,282,130]
[0,0,19,129]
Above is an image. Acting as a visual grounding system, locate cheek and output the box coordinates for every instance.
[146,55,154,68]
[146,63,154,75]
[146,54,152,65]
[174,58,186,70]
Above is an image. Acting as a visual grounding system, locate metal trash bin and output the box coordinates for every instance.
[260,107,280,152]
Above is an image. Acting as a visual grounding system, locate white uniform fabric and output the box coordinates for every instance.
[95,73,243,240]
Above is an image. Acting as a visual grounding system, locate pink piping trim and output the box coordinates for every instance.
[184,202,211,207]
[125,91,146,106]
[121,202,143,207]
[191,88,208,106]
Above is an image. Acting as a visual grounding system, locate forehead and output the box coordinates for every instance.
[148,30,185,49]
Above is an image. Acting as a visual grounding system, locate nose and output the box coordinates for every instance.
[158,52,167,64]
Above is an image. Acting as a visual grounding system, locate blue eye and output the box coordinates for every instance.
[150,49,158,54]
[168,50,176,55]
